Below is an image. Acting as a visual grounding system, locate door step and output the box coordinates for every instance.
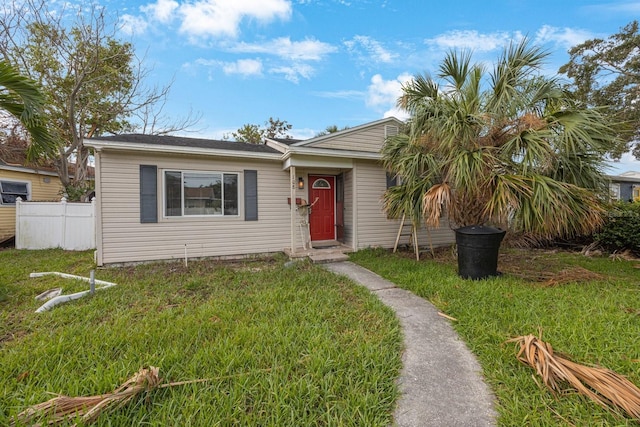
[308,252,350,264]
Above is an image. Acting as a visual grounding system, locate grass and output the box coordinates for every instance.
[0,249,402,426]
[350,247,640,426]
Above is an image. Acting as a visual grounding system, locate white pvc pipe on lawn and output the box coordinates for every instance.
[31,272,117,313]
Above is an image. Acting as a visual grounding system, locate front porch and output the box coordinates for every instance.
[284,240,353,263]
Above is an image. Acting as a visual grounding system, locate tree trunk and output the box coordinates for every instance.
[75,145,89,182]
[55,147,70,188]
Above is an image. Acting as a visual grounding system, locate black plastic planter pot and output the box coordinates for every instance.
[455,225,506,280]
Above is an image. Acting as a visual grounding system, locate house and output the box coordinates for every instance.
[608,171,640,202]
[85,117,455,266]
[0,160,64,242]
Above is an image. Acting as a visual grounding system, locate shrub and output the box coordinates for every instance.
[60,181,94,202]
[594,202,640,255]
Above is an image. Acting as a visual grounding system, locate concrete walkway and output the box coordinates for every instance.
[324,262,497,427]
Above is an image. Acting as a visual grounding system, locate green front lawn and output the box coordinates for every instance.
[350,247,640,426]
[0,249,401,426]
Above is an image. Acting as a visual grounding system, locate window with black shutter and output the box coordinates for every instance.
[244,170,258,221]
[140,165,157,223]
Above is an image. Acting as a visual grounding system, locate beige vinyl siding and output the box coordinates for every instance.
[306,123,389,153]
[353,160,455,249]
[418,223,456,247]
[343,170,354,246]
[97,151,292,265]
[0,169,63,239]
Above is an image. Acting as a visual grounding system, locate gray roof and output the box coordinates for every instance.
[89,134,281,154]
[270,137,303,145]
[609,174,640,183]
[0,159,59,176]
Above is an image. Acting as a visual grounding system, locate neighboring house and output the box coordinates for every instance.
[0,160,63,242]
[608,171,640,202]
[85,117,455,266]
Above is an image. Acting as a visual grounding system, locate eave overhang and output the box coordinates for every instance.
[281,146,381,170]
[85,139,283,161]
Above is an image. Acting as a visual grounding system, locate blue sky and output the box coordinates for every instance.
[110,0,638,172]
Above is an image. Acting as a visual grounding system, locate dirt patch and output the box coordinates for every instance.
[509,266,604,286]
[399,246,606,285]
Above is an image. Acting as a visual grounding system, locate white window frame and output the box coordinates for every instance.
[162,170,239,218]
[0,179,30,206]
[609,183,621,201]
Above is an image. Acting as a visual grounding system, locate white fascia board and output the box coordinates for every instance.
[264,138,289,153]
[283,146,381,161]
[85,140,282,161]
[283,155,353,170]
[0,164,59,177]
[608,174,640,183]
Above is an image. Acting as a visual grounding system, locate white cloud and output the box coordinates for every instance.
[344,35,396,63]
[185,58,263,77]
[383,106,410,121]
[270,63,315,83]
[366,73,411,108]
[290,127,319,140]
[534,25,594,49]
[141,0,179,23]
[222,58,263,76]
[426,30,522,52]
[365,73,412,120]
[231,37,337,61]
[119,14,149,36]
[178,0,292,39]
[129,0,292,39]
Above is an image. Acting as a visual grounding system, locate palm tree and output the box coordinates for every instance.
[0,60,56,162]
[385,39,615,240]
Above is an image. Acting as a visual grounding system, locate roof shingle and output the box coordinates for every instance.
[89,134,281,154]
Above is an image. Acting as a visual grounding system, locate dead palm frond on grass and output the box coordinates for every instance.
[508,334,640,420]
[12,365,278,426]
[12,366,162,426]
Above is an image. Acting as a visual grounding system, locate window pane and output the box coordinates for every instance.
[0,181,28,205]
[223,174,238,215]
[184,172,221,215]
[2,194,20,204]
[165,171,182,216]
[1,181,28,194]
[312,179,330,189]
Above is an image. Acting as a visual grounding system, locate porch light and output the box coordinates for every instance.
[298,177,305,189]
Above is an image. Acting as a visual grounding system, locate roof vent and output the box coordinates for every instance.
[384,125,399,138]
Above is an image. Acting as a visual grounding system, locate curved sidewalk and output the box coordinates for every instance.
[324,261,497,427]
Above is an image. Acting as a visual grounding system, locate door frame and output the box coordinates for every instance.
[308,175,336,241]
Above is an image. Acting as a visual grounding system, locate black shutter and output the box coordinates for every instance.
[140,165,158,223]
[244,170,258,221]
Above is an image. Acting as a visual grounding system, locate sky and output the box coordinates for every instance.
[101,1,638,172]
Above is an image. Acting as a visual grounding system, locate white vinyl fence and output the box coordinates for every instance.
[16,198,96,250]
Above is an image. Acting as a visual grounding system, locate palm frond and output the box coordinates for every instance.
[423,182,452,227]
[511,176,605,238]
[0,60,57,161]
[508,334,640,420]
[12,366,162,426]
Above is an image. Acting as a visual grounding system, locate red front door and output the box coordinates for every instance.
[309,176,335,241]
